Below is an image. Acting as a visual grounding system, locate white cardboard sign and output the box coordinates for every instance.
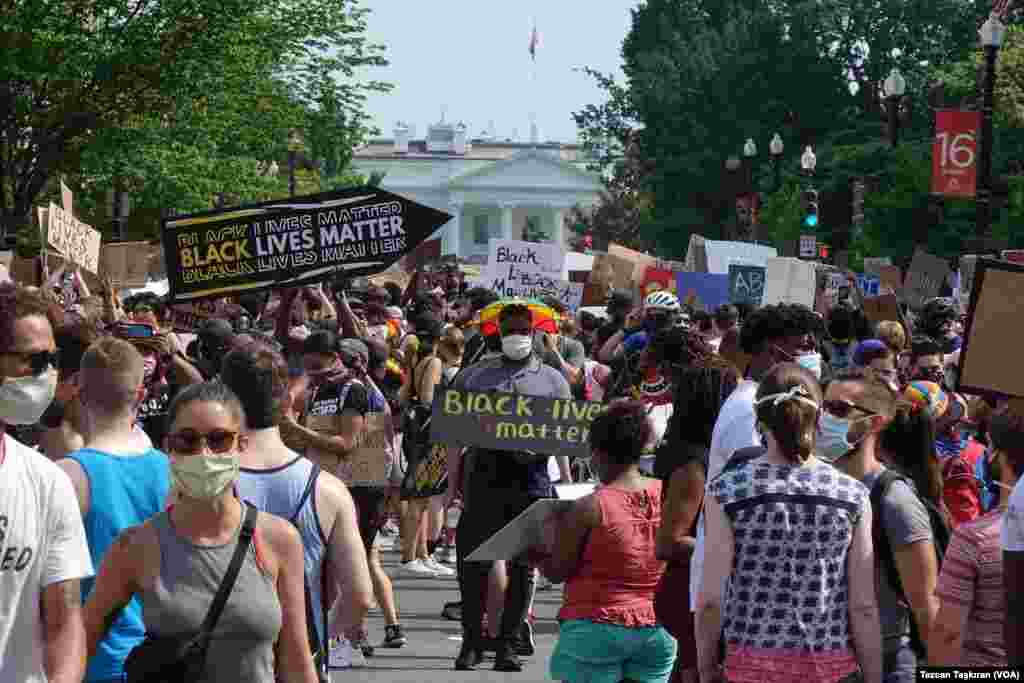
[47,202,101,273]
[762,257,817,308]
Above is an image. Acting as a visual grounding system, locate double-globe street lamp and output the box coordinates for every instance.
[726,134,786,241]
[976,15,1007,240]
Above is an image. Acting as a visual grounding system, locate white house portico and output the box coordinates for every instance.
[351,121,603,261]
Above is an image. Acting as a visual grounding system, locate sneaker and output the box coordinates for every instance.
[423,557,456,576]
[436,546,457,565]
[382,624,407,648]
[394,559,438,578]
[352,634,375,658]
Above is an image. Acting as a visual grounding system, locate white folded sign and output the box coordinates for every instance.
[47,202,101,274]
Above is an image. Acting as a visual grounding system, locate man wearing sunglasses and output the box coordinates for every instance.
[822,368,940,682]
[0,284,93,683]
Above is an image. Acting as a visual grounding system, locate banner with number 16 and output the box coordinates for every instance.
[932,110,980,198]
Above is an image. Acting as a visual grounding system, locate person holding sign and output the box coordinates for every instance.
[530,400,677,683]
[452,302,571,673]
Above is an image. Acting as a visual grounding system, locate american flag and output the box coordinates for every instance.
[529,24,539,61]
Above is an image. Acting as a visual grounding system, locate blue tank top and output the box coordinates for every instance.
[68,447,171,682]
[236,455,328,645]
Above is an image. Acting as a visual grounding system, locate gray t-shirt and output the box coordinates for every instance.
[861,467,933,646]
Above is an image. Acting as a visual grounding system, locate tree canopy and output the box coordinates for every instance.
[1,0,389,240]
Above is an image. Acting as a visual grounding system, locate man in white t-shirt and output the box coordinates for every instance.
[0,284,93,683]
[691,303,822,608]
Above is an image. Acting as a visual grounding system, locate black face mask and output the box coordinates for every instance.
[914,368,945,385]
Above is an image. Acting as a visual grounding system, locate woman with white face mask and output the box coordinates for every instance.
[83,381,318,683]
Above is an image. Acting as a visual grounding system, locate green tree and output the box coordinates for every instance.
[2,0,389,238]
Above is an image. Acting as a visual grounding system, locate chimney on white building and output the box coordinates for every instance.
[454,122,468,154]
[394,121,410,154]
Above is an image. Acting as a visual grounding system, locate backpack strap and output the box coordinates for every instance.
[289,465,327,680]
[199,502,258,637]
[869,469,906,597]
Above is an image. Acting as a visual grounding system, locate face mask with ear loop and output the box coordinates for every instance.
[753,385,821,452]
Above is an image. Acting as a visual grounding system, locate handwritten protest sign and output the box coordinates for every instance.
[335,413,394,487]
[958,258,1024,396]
[99,242,153,288]
[170,300,246,332]
[877,264,903,294]
[728,265,765,306]
[608,243,656,285]
[482,238,581,310]
[762,257,816,308]
[161,187,449,303]
[47,203,101,273]
[430,389,606,459]
[675,273,729,311]
[904,249,951,309]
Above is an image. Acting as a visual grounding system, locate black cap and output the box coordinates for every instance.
[198,319,234,348]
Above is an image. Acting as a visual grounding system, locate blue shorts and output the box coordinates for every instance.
[550,619,677,683]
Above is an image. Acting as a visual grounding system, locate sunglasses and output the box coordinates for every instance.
[823,400,877,419]
[167,429,240,455]
[2,349,59,375]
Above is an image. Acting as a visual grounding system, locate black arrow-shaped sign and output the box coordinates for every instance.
[161,187,452,303]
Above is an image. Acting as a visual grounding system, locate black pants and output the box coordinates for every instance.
[455,466,539,644]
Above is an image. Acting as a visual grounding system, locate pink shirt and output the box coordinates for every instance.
[936,510,1007,667]
[559,481,664,627]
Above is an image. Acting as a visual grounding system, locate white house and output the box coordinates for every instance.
[351,119,604,261]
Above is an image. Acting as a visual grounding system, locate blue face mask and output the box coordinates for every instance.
[796,352,823,381]
[816,412,867,463]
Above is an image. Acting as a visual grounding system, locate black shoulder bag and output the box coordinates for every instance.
[124,502,258,683]
[289,465,329,683]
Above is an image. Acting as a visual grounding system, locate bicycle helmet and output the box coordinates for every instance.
[644,290,681,312]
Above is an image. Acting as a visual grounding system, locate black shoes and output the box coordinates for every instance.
[455,640,484,670]
[493,642,524,672]
[516,619,536,656]
[382,624,407,648]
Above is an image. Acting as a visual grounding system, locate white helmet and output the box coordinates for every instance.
[644,290,681,312]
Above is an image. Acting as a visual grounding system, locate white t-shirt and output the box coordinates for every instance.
[1001,477,1024,552]
[0,435,94,683]
[690,380,759,609]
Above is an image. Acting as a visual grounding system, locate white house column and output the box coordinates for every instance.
[500,202,514,240]
[551,204,567,249]
[446,201,463,257]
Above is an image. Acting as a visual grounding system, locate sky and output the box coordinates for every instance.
[358,0,636,144]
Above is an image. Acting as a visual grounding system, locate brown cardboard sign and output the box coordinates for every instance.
[588,252,634,295]
[957,258,1024,397]
[608,243,656,285]
[862,294,901,324]
[877,264,903,294]
[99,242,153,288]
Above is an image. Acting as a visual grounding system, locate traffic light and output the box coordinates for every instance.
[803,188,819,228]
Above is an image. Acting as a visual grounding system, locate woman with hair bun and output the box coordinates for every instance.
[696,363,882,683]
[530,399,678,683]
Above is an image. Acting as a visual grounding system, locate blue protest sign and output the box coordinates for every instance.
[675,273,729,311]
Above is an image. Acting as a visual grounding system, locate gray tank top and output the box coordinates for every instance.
[143,509,282,683]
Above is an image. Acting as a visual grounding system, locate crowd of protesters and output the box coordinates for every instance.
[1,260,1024,683]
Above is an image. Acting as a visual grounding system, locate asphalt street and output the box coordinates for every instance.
[331,541,562,683]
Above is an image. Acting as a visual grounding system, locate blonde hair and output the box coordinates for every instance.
[876,320,907,354]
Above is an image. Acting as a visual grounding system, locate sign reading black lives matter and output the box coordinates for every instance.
[430,389,606,459]
[161,188,451,302]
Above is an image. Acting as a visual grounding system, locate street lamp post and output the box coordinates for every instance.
[977,15,1006,239]
[742,138,757,191]
[724,155,742,241]
[883,68,907,147]
[769,133,784,192]
[287,130,304,198]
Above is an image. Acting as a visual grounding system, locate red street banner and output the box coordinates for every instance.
[932,110,980,198]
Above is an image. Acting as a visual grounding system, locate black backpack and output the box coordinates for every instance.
[869,469,951,658]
